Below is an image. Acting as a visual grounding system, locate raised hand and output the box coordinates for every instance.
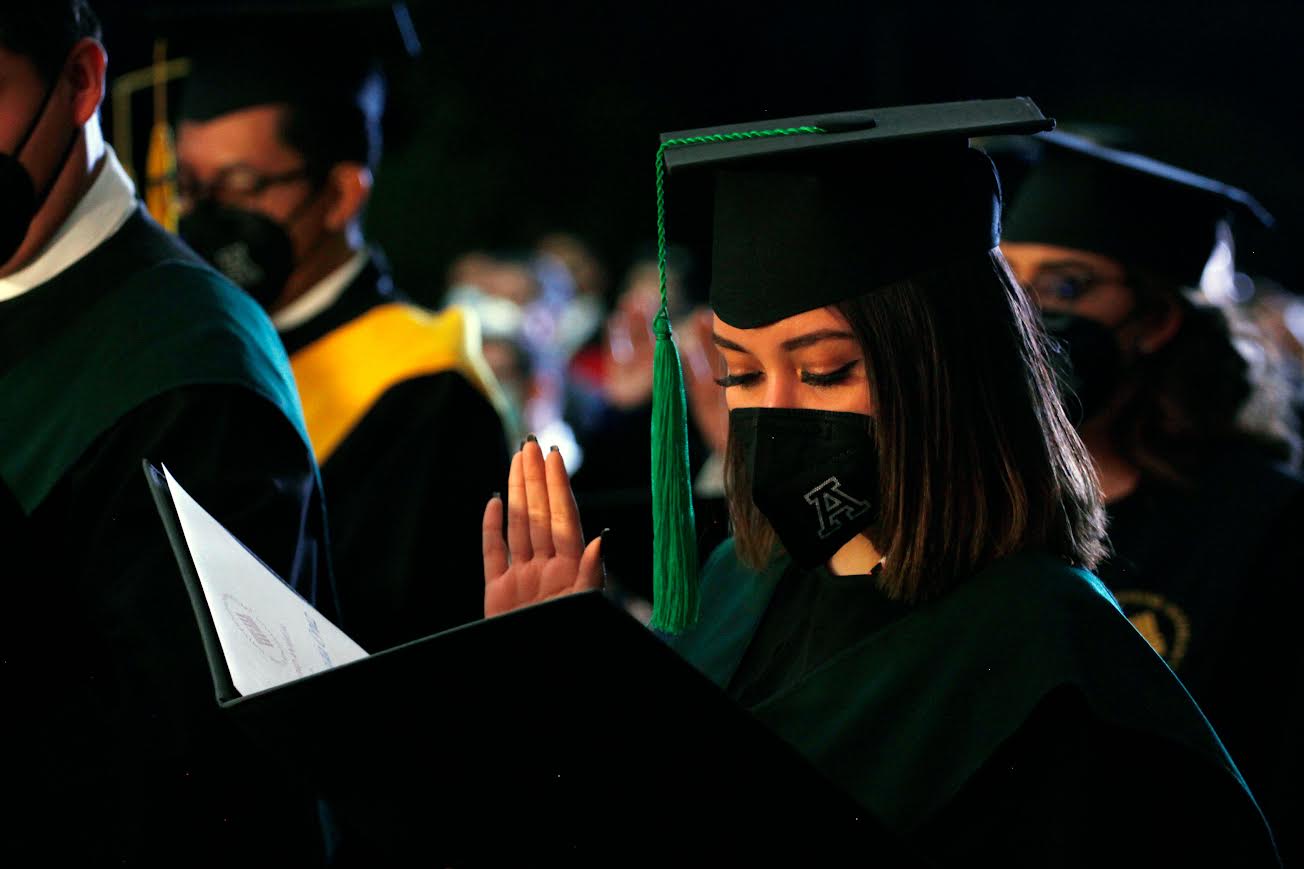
[482,438,604,618]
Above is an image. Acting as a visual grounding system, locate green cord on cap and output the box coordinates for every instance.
[650,125,824,634]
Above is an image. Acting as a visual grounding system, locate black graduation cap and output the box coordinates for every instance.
[137,1,419,169]
[143,462,925,865]
[659,98,1055,329]
[1001,131,1275,288]
[107,1,420,191]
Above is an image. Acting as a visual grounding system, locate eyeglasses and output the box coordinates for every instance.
[1022,268,1120,302]
[177,164,312,205]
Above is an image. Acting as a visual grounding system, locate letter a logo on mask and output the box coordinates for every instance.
[803,476,872,540]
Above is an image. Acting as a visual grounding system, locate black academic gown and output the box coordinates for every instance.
[1098,446,1304,864]
[0,209,337,865]
[279,254,509,652]
[670,542,1282,867]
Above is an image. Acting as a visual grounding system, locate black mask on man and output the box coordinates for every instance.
[179,201,298,311]
[1041,311,1124,425]
[0,79,80,266]
[731,407,879,568]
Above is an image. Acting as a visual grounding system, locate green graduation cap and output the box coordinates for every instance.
[1001,130,1274,288]
[649,98,1053,632]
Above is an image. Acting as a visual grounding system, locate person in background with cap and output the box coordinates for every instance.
[480,100,1281,865]
[0,1,338,862]
[175,16,510,653]
[1000,131,1303,863]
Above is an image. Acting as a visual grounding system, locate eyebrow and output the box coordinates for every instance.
[712,329,857,354]
[1039,259,1104,273]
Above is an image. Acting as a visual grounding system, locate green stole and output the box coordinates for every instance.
[0,243,307,515]
[668,541,1257,834]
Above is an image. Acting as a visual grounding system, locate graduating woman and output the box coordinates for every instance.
[481,100,1280,865]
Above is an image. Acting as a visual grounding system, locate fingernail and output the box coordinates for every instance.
[518,439,525,451]
[526,433,538,444]
[600,527,610,543]
[549,445,559,453]
[491,491,501,501]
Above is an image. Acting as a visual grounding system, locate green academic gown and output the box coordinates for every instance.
[0,208,337,865]
[669,540,1281,866]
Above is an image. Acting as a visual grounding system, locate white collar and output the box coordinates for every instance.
[272,250,370,332]
[0,147,138,303]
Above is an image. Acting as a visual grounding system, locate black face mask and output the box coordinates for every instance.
[731,407,879,568]
[0,79,80,266]
[1041,311,1124,425]
[179,201,299,311]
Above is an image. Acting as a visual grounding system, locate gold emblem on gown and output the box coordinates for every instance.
[1115,590,1193,670]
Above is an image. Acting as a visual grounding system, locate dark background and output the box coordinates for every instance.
[95,0,1304,305]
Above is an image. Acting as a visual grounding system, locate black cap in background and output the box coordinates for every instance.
[1001,130,1274,288]
[169,2,417,121]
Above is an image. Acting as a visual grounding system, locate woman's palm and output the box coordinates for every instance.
[482,440,603,617]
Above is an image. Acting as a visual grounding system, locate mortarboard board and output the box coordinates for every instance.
[1001,130,1275,288]
[143,461,925,865]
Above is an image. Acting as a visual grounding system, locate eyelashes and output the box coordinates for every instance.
[714,371,761,388]
[800,360,859,387]
[714,360,860,389]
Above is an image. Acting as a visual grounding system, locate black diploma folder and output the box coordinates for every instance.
[145,461,921,865]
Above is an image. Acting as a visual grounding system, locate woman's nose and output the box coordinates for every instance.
[763,373,797,409]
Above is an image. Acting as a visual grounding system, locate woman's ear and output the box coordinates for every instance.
[1137,295,1185,355]
[323,162,373,232]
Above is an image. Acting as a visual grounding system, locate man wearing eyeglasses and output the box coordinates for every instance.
[175,18,509,655]
[0,1,338,861]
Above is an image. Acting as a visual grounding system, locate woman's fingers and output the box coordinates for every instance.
[521,439,555,557]
[482,494,508,582]
[577,534,605,592]
[545,446,583,558]
[506,449,532,563]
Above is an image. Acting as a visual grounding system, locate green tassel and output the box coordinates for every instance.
[649,309,699,633]
[650,125,824,634]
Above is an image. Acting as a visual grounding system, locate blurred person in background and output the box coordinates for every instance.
[1001,130,1303,862]
[175,9,509,653]
[445,244,594,467]
[1246,279,1304,428]
[537,230,609,370]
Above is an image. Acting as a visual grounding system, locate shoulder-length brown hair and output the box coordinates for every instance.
[725,249,1107,603]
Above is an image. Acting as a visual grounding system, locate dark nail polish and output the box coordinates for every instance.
[549,445,559,453]
[526,433,538,443]
[518,439,525,451]
[491,491,501,501]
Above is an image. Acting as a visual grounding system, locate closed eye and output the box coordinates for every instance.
[714,371,762,388]
[800,360,860,387]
